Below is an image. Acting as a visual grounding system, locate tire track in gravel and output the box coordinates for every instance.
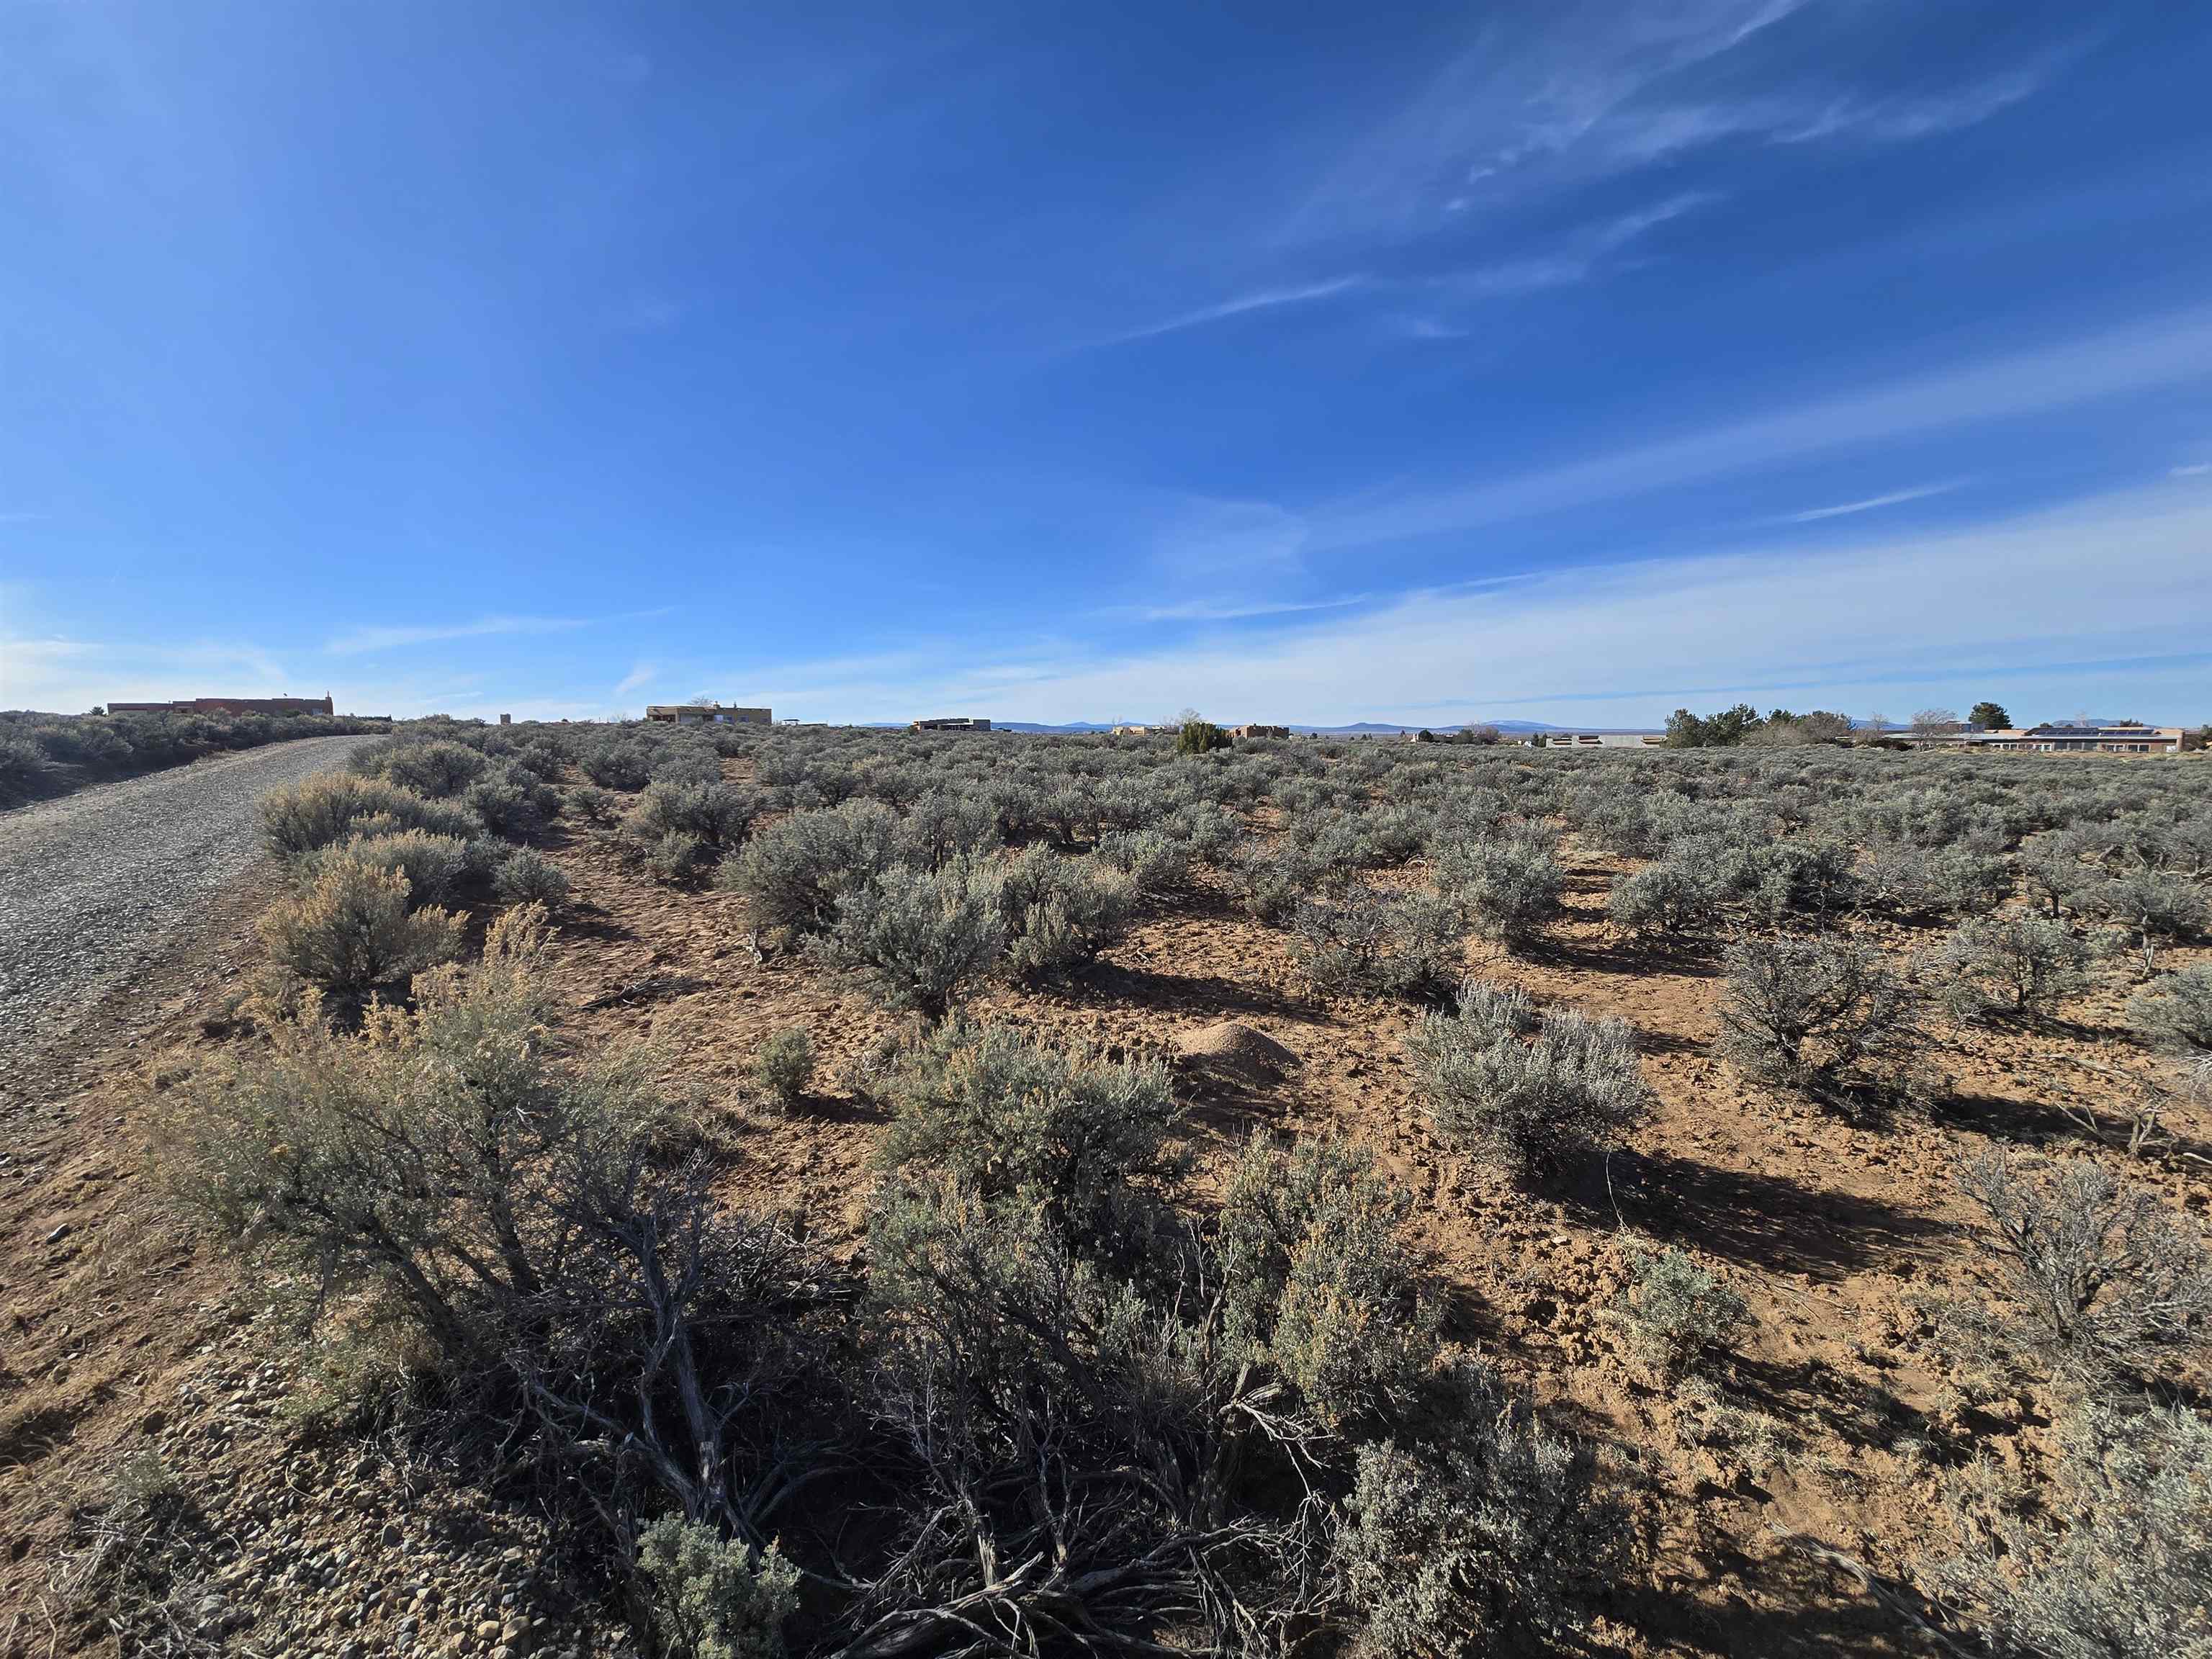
[0,734,372,1100]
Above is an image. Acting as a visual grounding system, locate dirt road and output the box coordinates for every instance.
[0,734,370,1097]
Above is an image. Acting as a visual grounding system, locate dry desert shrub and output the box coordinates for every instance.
[158,907,840,1550]
[750,1026,815,1111]
[721,799,899,939]
[258,852,462,999]
[1218,1135,1434,1428]
[324,826,474,906]
[1921,1402,2212,1659]
[2130,962,2212,1056]
[1406,977,1651,1180]
[1290,887,1464,1002]
[1432,827,1564,950]
[820,860,1004,1022]
[1933,909,2090,1022]
[261,770,481,857]
[1717,932,1923,1106]
[494,846,570,909]
[635,1516,800,1659]
[875,1022,1180,1259]
[1607,857,1724,945]
[992,845,1136,979]
[354,736,487,799]
[1614,1247,1753,1380]
[1946,1148,2212,1390]
[1334,1360,1632,1659]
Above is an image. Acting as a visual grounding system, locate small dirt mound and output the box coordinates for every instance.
[1174,1020,1298,1084]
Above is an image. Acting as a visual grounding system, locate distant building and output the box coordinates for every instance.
[911,716,992,732]
[1110,724,1154,736]
[1909,720,2185,755]
[1229,724,1290,739]
[1529,731,1665,750]
[645,703,771,726]
[107,694,335,716]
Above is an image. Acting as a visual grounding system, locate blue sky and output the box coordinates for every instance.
[4,0,2211,727]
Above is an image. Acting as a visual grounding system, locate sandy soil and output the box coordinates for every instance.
[4,755,2206,1658]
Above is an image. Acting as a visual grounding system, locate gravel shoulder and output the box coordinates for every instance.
[0,734,371,1099]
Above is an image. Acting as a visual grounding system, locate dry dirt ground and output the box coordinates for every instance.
[3,754,2206,1658]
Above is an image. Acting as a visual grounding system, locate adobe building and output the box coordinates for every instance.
[107,694,335,716]
[644,703,772,726]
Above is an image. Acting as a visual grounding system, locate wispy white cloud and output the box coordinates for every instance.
[1398,192,1719,330]
[1777,68,2050,145]
[324,614,592,656]
[1289,4,2054,246]
[1305,305,2212,550]
[1098,276,1366,347]
[1781,479,1967,522]
[1139,593,1371,624]
[2172,463,2211,478]
[1292,1,1802,241]
[613,661,659,698]
[729,478,2212,728]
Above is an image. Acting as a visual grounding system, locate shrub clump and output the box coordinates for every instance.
[1946,1148,2212,1389]
[721,801,896,940]
[261,771,481,858]
[493,848,570,909]
[1717,934,1921,1104]
[1218,1136,1434,1428]
[1614,1247,1751,1380]
[750,1028,814,1112]
[1607,859,1722,945]
[2131,963,2212,1056]
[1335,1362,1632,1658]
[258,854,462,999]
[634,1516,799,1659]
[323,827,472,907]
[1434,830,1563,950]
[1921,1403,2212,1659]
[157,907,838,1544]
[1934,910,2088,1022]
[992,847,1136,980]
[1290,888,1464,1002]
[821,862,1004,1022]
[876,1022,1180,1259]
[1405,979,1651,1180]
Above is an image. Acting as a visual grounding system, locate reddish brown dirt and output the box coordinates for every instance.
[4,786,2207,1658]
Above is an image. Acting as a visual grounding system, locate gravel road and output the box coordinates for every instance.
[0,734,371,1093]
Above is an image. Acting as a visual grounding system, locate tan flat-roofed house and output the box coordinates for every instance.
[107,694,335,716]
[645,703,771,726]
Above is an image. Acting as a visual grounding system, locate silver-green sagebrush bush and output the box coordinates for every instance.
[636,1517,799,1659]
[1290,887,1465,1002]
[1614,1247,1752,1380]
[1334,1361,1632,1659]
[1945,1148,2212,1390]
[1717,933,1923,1106]
[1921,1403,2212,1659]
[1431,827,1564,950]
[258,853,462,999]
[493,847,570,909]
[1406,978,1651,1179]
[819,860,1004,1022]
[751,1026,815,1110]
[2131,962,2212,1056]
[1934,909,2089,1022]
